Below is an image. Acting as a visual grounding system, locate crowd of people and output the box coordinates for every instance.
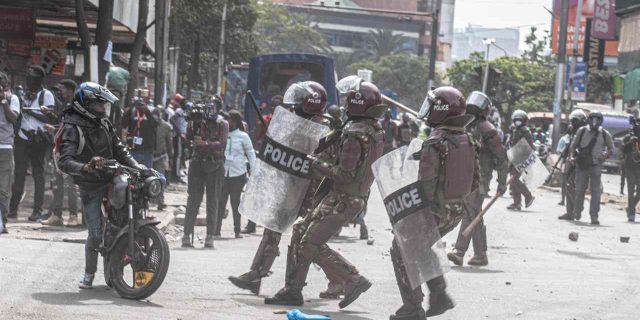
[2,66,637,319]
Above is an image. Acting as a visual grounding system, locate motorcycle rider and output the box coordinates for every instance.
[448,91,507,267]
[389,86,479,320]
[228,81,343,298]
[506,110,535,211]
[622,114,640,222]
[264,77,386,309]
[558,110,588,221]
[56,82,145,289]
[181,97,228,248]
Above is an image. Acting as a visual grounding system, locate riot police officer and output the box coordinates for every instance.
[181,97,229,248]
[448,91,507,267]
[506,110,535,210]
[389,87,479,320]
[623,116,640,222]
[228,81,343,297]
[264,76,386,309]
[558,109,588,221]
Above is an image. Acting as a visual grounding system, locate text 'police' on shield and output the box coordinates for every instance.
[259,136,312,178]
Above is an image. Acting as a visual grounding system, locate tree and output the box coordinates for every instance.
[365,29,409,62]
[347,54,442,108]
[587,69,615,104]
[127,0,149,104]
[253,2,330,54]
[171,0,258,97]
[96,0,114,82]
[446,54,554,128]
[521,27,552,64]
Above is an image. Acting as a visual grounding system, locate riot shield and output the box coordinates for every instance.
[239,106,330,233]
[372,138,449,290]
[507,138,549,190]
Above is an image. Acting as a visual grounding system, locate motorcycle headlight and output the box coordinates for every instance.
[144,176,163,198]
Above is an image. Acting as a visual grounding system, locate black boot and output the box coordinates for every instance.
[264,287,304,306]
[558,213,575,220]
[447,249,464,266]
[359,223,369,240]
[181,234,193,248]
[339,275,372,309]
[426,276,454,317]
[390,305,426,320]
[426,291,455,317]
[228,271,261,295]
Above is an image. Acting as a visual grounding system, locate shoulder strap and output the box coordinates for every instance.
[76,125,85,155]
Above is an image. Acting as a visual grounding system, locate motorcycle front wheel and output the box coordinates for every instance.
[108,225,170,300]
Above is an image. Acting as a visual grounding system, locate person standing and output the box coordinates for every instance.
[389,87,479,319]
[170,94,188,184]
[215,110,255,238]
[381,110,398,154]
[448,92,507,267]
[42,79,80,227]
[506,110,535,211]
[0,72,19,233]
[621,116,640,222]
[152,105,173,211]
[397,113,416,147]
[558,110,588,221]
[10,65,57,221]
[122,97,157,168]
[568,111,613,225]
[181,99,228,248]
[229,82,343,298]
[264,78,385,309]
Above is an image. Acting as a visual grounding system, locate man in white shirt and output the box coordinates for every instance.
[0,72,20,233]
[9,65,56,221]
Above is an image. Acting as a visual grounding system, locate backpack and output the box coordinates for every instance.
[52,123,86,172]
[14,89,54,136]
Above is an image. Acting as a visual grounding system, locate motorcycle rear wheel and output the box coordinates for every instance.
[108,225,170,300]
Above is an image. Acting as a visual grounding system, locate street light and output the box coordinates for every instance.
[482,38,496,93]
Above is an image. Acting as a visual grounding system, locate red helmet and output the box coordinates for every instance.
[336,75,387,118]
[283,81,327,115]
[419,86,473,127]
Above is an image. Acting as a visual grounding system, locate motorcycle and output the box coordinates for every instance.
[100,160,170,300]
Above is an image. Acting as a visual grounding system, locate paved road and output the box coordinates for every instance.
[1,185,639,320]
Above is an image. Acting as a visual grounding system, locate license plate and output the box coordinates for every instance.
[134,271,155,288]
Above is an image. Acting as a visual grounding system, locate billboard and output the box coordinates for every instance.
[551,0,618,56]
[565,62,587,101]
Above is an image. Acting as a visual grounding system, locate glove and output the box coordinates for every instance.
[287,309,331,320]
[497,184,507,196]
[82,156,106,172]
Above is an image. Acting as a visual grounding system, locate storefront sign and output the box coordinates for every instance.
[592,0,616,40]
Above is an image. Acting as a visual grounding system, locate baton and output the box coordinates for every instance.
[246,90,267,128]
[462,177,514,238]
[381,95,419,118]
[544,153,567,185]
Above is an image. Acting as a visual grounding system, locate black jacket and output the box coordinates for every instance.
[57,110,139,189]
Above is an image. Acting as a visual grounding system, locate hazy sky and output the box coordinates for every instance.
[454,0,554,49]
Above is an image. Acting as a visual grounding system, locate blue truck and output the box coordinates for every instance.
[243,53,338,132]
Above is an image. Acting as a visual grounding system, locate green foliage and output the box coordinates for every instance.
[347,54,441,109]
[446,53,554,126]
[365,29,410,62]
[587,69,615,104]
[253,2,330,54]
[522,27,552,64]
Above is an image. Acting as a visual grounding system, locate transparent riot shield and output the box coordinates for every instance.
[507,138,549,190]
[239,107,330,233]
[372,138,450,289]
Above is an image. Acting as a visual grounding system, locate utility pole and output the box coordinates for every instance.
[482,38,495,93]
[154,0,170,106]
[427,0,440,89]
[566,0,583,112]
[551,0,570,151]
[216,0,228,96]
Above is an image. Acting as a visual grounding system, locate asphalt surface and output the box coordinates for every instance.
[1,183,639,320]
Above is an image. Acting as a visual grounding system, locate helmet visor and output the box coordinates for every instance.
[283,82,313,105]
[418,90,437,119]
[336,75,363,95]
[466,91,491,110]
